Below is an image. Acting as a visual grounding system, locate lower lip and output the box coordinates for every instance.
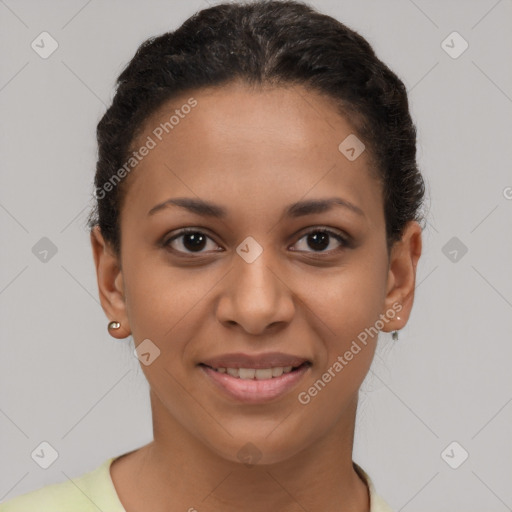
[200,364,310,404]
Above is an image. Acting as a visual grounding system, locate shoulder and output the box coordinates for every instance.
[353,462,395,512]
[0,457,123,512]
[0,478,91,512]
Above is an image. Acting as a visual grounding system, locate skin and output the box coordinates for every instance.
[91,81,422,512]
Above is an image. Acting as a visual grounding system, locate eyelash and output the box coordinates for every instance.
[162,227,351,256]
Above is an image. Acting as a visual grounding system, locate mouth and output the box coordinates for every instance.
[199,362,310,380]
[198,353,312,403]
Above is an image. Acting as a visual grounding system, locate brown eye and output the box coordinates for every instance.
[162,226,350,257]
[292,229,349,253]
[164,229,220,254]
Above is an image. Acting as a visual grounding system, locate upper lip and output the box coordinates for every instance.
[200,352,310,369]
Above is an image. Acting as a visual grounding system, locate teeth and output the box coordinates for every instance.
[239,368,255,379]
[255,368,273,380]
[272,367,284,377]
[226,368,239,377]
[213,365,300,379]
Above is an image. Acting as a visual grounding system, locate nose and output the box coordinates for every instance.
[216,249,295,335]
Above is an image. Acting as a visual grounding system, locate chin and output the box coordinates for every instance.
[204,431,310,467]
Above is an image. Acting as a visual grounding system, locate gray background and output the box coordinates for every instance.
[1,0,511,510]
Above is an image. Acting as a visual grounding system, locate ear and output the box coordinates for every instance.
[381,220,422,332]
[90,225,131,339]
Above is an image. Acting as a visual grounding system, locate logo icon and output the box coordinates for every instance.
[441,441,469,469]
[236,236,263,264]
[237,442,262,468]
[441,31,469,59]
[134,339,161,366]
[338,134,365,161]
[32,237,58,263]
[31,441,59,469]
[31,32,59,59]
[442,236,468,263]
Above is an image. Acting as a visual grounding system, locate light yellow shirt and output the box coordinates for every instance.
[0,455,394,511]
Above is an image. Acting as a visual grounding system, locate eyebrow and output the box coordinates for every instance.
[147,196,365,218]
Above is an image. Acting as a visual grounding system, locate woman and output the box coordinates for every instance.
[1,0,424,510]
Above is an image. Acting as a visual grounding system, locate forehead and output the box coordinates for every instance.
[122,82,383,225]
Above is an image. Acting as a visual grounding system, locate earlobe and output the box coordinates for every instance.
[90,226,131,339]
[381,221,422,333]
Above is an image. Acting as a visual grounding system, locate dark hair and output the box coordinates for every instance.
[87,0,425,257]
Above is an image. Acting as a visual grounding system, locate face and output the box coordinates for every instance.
[92,81,420,465]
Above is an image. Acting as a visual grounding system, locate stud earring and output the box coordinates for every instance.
[108,321,121,331]
[392,316,401,341]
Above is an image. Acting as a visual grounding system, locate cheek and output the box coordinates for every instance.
[125,267,210,344]
[306,258,388,343]
[293,266,387,429]
[120,249,178,324]
[297,249,389,401]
